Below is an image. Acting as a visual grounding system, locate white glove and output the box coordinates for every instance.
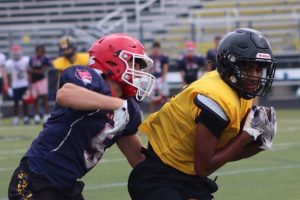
[259,107,277,150]
[8,87,13,98]
[243,106,266,140]
[105,100,129,135]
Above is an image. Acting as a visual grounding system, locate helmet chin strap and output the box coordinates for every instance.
[107,80,121,98]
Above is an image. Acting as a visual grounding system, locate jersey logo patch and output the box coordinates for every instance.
[75,69,92,85]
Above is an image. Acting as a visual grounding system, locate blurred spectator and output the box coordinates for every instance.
[53,36,89,80]
[148,41,170,113]
[206,35,221,71]
[51,36,89,100]
[0,52,8,122]
[5,44,30,125]
[28,44,51,124]
[177,41,206,86]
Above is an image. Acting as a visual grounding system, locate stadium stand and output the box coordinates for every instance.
[0,0,299,102]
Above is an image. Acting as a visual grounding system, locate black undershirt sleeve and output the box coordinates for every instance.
[194,96,229,139]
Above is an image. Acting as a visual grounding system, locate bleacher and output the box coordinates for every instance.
[188,0,300,55]
[0,0,142,58]
[0,0,300,100]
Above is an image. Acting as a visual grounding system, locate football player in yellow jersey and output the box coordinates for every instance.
[53,36,89,71]
[53,36,89,85]
[128,28,278,200]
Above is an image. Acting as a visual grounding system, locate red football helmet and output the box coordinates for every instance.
[89,33,155,101]
[10,44,23,60]
[185,41,196,57]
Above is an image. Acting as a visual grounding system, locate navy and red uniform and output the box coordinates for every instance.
[29,55,51,84]
[149,54,169,79]
[177,55,205,84]
[206,48,218,71]
[8,66,141,199]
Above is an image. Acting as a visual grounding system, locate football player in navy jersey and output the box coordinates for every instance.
[177,41,206,86]
[148,41,170,113]
[8,33,156,200]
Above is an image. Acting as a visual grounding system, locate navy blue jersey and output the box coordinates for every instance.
[177,55,205,84]
[149,54,169,78]
[206,48,217,71]
[29,55,51,82]
[24,66,141,188]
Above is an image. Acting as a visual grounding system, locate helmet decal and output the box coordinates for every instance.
[256,53,271,59]
[75,69,92,85]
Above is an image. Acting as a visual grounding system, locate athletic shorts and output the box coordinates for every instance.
[128,144,218,200]
[8,158,84,200]
[31,78,48,96]
[13,87,27,102]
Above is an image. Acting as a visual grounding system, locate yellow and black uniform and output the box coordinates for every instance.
[53,53,89,72]
[128,71,253,200]
[140,70,252,175]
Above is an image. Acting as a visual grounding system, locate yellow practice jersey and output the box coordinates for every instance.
[53,53,89,71]
[139,71,253,175]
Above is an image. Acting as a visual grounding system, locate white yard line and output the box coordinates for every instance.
[1,163,299,200]
[85,163,300,190]
[0,158,126,172]
[213,163,300,176]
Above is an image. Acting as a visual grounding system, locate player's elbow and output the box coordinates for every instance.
[195,164,213,177]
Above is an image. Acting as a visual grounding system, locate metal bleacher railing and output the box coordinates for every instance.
[0,0,300,101]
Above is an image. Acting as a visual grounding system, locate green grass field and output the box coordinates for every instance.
[1,109,300,200]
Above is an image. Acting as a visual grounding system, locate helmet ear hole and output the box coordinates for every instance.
[106,60,117,67]
[106,70,113,77]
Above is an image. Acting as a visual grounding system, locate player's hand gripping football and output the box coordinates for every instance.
[243,106,277,144]
[259,106,277,150]
[106,100,129,135]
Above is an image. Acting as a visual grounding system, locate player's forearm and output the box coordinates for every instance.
[195,132,252,177]
[117,134,145,167]
[1,68,8,85]
[180,71,185,85]
[162,64,169,81]
[230,141,263,161]
[56,82,124,110]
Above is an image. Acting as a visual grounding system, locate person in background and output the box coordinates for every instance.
[53,36,89,72]
[53,36,89,87]
[206,35,222,72]
[5,44,30,125]
[28,44,52,124]
[128,28,277,200]
[177,41,206,86]
[0,52,8,122]
[8,33,156,200]
[148,41,169,113]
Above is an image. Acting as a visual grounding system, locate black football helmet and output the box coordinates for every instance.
[216,28,277,100]
[58,36,77,59]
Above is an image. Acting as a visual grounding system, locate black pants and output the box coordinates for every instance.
[8,158,84,200]
[128,145,218,200]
